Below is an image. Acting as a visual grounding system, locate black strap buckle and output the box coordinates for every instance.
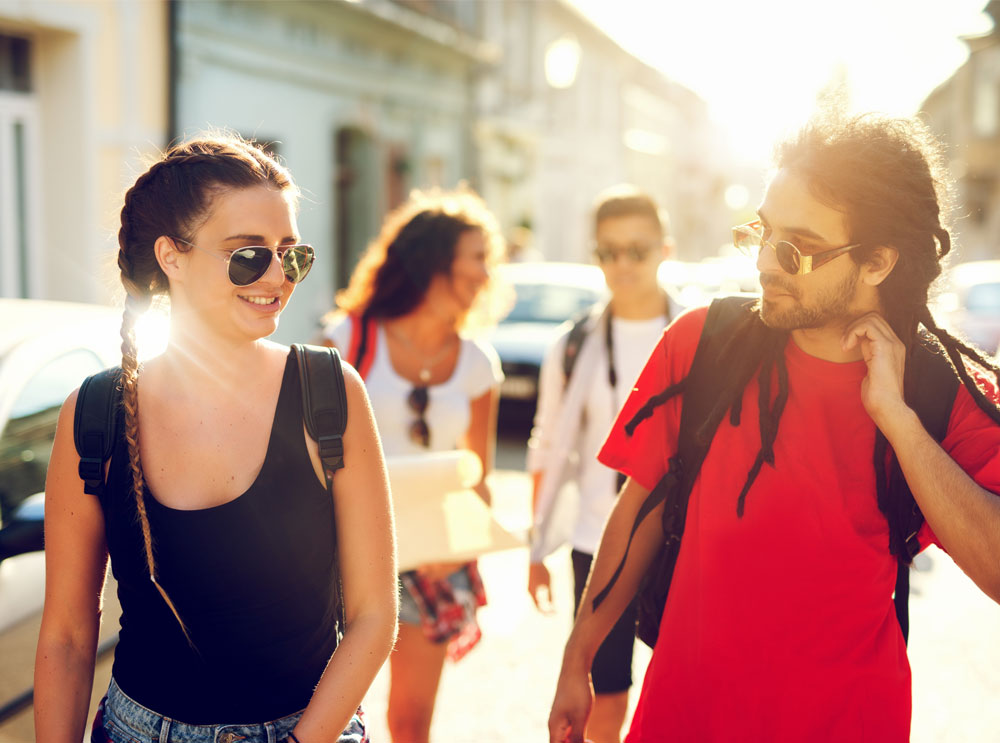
[78,456,105,495]
[78,456,104,482]
[318,434,344,473]
[903,530,921,561]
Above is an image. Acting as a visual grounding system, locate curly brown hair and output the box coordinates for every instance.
[628,110,1000,554]
[330,186,505,329]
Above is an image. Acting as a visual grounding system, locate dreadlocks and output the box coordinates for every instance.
[628,112,1000,560]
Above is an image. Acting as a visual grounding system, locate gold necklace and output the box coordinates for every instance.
[387,326,458,383]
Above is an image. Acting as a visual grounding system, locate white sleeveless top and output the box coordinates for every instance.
[324,317,503,456]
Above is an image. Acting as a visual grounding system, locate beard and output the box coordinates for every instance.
[757,264,861,330]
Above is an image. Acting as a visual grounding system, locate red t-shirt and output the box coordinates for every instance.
[598,306,1000,743]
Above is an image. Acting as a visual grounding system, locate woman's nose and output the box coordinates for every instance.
[261,249,287,284]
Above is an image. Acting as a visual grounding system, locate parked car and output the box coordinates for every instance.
[658,256,760,307]
[489,263,608,422]
[0,299,128,726]
[935,260,1000,354]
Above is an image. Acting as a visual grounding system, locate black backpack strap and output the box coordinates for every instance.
[562,302,604,385]
[73,367,123,496]
[292,342,349,641]
[655,297,752,549]
[591,297,755,646]
[891,337,960,643]
[292,344,348,489]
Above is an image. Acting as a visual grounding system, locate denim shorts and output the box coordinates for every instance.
[93,677,368,743]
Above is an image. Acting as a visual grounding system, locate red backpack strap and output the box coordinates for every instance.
[347,313,377,380]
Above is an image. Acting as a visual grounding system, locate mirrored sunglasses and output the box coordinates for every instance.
[732,220,861,276]
[174,238,315,286]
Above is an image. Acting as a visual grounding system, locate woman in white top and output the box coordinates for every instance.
[322,187,504,743]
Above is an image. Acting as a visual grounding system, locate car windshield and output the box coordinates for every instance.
[503,283,601,324]
[965,282,1000,313]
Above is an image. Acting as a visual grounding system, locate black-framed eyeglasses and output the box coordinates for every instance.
[407,386,430,448]
[732,220,862,276]
[593,242,655,264]
[173,237,316,286]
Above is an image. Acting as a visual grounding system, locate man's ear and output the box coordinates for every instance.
[154,236,185,280]
[862,246,899,286]
[661,236,675,260]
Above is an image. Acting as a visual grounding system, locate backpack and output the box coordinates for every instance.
[591,296,959,647]
[560,292,674,387]
[346,314,377,380]
[561,304,603,385]
[73,343,349,633]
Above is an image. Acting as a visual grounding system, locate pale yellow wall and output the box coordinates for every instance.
[0,0,168,303]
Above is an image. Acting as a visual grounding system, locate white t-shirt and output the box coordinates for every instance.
[325,317,503,456]
[528,314,667,553]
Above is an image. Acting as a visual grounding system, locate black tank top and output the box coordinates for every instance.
[100,352,340,723]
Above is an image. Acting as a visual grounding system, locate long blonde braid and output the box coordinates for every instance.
[117,250,194,644]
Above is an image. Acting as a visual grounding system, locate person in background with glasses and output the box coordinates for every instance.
[35,136,398,743]
[527,185,679,743]
[549,112,1000,743]
[321,187,504,743]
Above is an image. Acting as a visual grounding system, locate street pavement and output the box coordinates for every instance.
[2,431,999,742]
[359,460,1000,743]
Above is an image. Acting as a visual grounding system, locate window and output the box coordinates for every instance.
[0,34,31,93]
[0,348,104,525]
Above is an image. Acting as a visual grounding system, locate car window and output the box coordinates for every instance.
[503,283,602,324]
[0,348,104,525]
[965,282,1000,313]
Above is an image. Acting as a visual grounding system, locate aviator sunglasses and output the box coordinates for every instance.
[173,237,316,286]
[593,242,655,264]
[732,220,862,276]
[407,386,430,448]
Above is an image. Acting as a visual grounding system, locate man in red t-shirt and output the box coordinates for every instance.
[548,112,1000,743]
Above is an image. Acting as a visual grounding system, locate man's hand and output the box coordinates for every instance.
[548,657,594,743]
[843,312,912,430]
[529,560,555,614]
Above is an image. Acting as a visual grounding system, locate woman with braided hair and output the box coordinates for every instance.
[35,135,397,743]
[549,112,1000,743]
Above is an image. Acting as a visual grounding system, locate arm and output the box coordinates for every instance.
[34,391,110,743]
[885,413,1000,601]
[549,477,663,743]
[294,366,398,742]
[844,313,1000,603]
[528,470,554,612]
[527,336,569,610]
[459,385,500,506]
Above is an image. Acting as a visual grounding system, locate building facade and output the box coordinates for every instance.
[0,1,168,303]
[922,0,1000,262]
[477,0,731,263]
[173,0,494,342]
